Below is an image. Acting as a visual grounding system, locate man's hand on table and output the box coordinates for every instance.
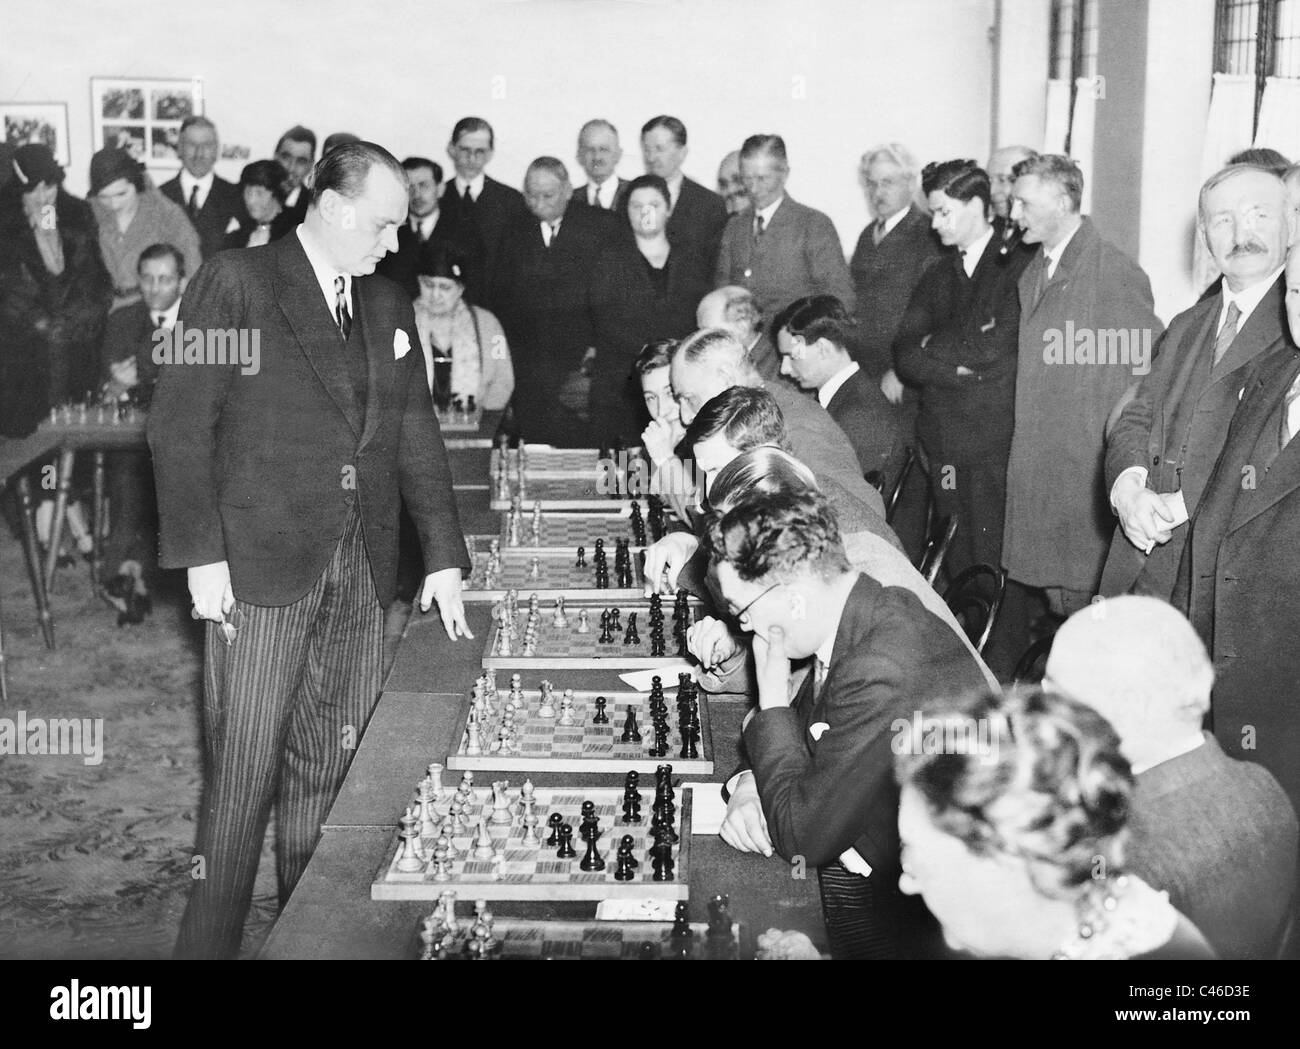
[721,771,773,856]
[642,530,699,596]
[420,567,474,640]
[687,615,742,670]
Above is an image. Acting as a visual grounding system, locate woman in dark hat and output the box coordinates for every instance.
[88,145,200,312]
[223,159,296,249]
[0,144,112,436]
[412,242,514,411]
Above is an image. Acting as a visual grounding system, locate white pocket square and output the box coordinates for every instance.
[809,722,830,741]
[393,329,411,359]
[224,216,242,234]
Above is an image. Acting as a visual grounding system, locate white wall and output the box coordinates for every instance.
[1,0,996,252]
[993,0,1051,150]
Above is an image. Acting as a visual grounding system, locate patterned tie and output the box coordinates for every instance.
[1212,301,1241,367]
[188,184,200,219]
[334,275,352,342]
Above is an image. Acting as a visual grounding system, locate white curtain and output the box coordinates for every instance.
[1070,76,1098,215]
[1254,76,1300,159]
[1193,73,1258,294]
[1044,79,1072,153]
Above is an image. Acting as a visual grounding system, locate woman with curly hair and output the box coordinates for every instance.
[895,686,1216,959]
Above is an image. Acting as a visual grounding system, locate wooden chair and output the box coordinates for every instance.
[1011,634,1055,685]
[918,514,959,586]
[884,447,916,525]
[942,564,1007,655]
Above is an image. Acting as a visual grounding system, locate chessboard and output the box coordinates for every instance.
[497,500,669,551]
[445,671,713,774]
[413,916,740,960]
[487,476,635,511]
[482,592,699,669]
[489,444,647,479]
[462,538,644,602]
[372,771,691,901]
[434,403,483,432]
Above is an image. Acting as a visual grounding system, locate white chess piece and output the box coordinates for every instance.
[537,682,555,718]
[490,781,514,824]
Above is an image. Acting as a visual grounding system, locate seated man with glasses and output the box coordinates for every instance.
[702,488,988,958]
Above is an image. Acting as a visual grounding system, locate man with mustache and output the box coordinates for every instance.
[1102,164,1291,598]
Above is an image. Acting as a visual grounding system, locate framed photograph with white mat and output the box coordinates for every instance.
[91,76,203,179]
[1,102,70,168]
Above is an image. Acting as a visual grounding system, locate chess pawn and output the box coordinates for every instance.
[509,673,524,703]
[439,890,460,935]
[577,609,590,634]
[528,556,541,580]
[431,842,453,882]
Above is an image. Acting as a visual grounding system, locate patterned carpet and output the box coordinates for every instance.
[0,528,276,959]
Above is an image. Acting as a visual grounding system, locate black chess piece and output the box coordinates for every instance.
[579,800,597,837]
[579,832,605,872]
[650,630,665,658]
[706,894,736,959]
[598,611,613,644]
[620,707,642,744]
[593,696,608,724]
[546,812,564,846]
[623,613,640,646]
[575,545,586,568]
[621,790,642,824]
[556,823,577,859]
[670,901,693,959]
[650,829,674,881]
[609,607,622,633]
[613,844,636,881]
[619,833,639,867]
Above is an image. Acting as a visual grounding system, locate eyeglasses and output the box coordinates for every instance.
[728,582,781,626]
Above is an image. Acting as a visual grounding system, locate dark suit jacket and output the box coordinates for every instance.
[160,174,247,261]
[848,206,946,380]
[1101,276,1286,599]
[766,378,892,530]
[372,214,484,302]
[282,184,313,227]
[99,300,162,390]
[1173,340,1300,811]
[1004,218,1163,591]
[666,176,727,270]
[715,195,855,321]
[1125,735,1297,960]
[743,573,989,871]
[825,367,904,484]
[147,232,469,607]
[438,175,529,310]
[893,229,1029,461]
[571,178,630,214]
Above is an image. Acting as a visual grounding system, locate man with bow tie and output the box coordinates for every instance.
[150,141,471,959]
[701,490,988,958]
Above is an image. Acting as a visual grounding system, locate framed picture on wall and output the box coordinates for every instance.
[1,102,71,168]
[91,76,203,175]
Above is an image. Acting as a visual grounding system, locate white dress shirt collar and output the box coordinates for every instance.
[1130,731,1207,777]
[152,298,182,330]
[1220,264,1285,333]
[456,174,486,202]
[589,178,619,209]
[754,195,784,232]
[412,209,440,241]
[960,227,995,278]
[180,170,215,210]
[817,360,860,408]
[285,185,302,208]
[1042,219,1082,279]
[296,226,351,316]
[541,219,562,247]
[879,205,910,237]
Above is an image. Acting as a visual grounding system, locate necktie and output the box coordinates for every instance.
[754,214,766,240]
[1279,370,1300,449]
[154,313,166,329]
[811,658,827,701]
[188,185,200,219]
[544,221,559,247]
[334,275,352,341]
[1212,301,1241,367]
[1033,255,1052,309]
[591,185,601,208]
[872,219,886,246]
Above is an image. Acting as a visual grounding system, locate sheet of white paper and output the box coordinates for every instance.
[683,782,726,835]
[595,898,679,921]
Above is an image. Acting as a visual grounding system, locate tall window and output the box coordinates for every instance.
[1216,0,1300,132]
[1050,0,1100,151]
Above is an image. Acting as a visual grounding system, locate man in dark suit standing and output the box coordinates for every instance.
[491,156,617,446]
[439,117,529,311]
[1172,244,1300,817]
[715,134,855,322]
[1102,164,1290,600]
[571,119,629,213]
[150,142,472,959]
[703,489,988,957]
[772,294,903,490]
[274,125,317,225]
[159,117,245,261]
[375,157,482,300]
[850,143,946,557]
[1004,155,1163,625]
[641,115,727,270]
